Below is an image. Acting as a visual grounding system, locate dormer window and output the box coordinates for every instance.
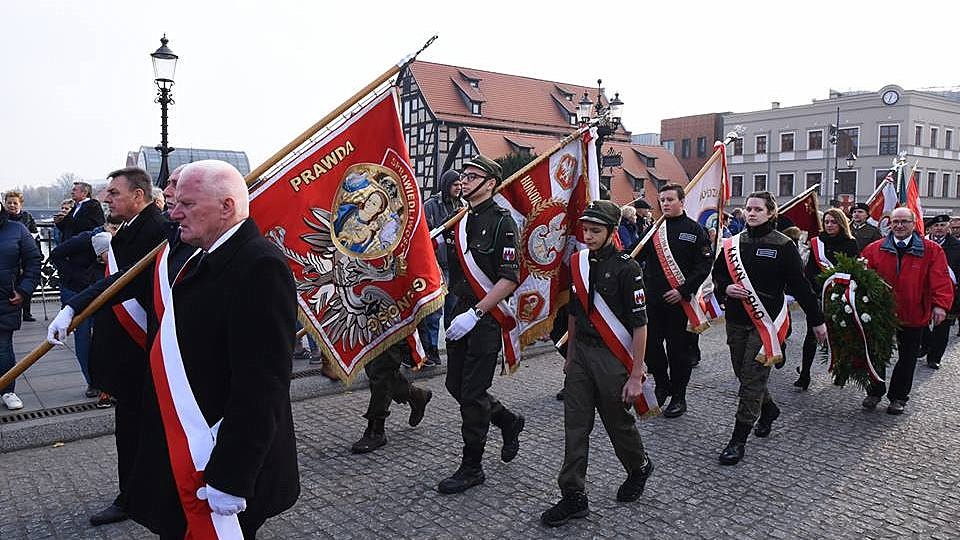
[645,157,656,168]
[469,80,479,89]
[569,113,577,125]
[471,101,482,115]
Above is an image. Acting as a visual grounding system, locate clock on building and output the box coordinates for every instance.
[882,89,900,105]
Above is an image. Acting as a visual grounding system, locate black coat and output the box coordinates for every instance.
[56,198,105,241]
[69,218,299,533]
[87,204,168,399]
[638,212,713,303]
[49,230,103,292]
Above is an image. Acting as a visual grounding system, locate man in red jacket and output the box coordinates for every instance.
[860,207,954,414]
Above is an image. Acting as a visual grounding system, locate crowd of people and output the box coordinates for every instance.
[0,152,953,537]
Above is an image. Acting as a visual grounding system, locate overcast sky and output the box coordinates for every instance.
[2,0,954,192]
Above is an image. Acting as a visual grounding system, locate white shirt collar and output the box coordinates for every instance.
[207,220,245,254]
[72,198,90,215]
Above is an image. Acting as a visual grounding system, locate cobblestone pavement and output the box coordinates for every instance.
[2,312,960,539]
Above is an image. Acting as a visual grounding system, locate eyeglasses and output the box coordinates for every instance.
[890,219,914,225]
[460,172,490,182]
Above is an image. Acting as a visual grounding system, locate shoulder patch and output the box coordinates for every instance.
[678,232,697,243]
[756,248,778,258]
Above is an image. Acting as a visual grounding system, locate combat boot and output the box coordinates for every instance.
[438,447,485,494]
[718,421,752,465]
[754,401,781,438]
[407,386,432,427]
[662,389,687,418]
[541,492,589,527]
[350,419,386,454]
[617,455,655,502]
[500,414,525,463]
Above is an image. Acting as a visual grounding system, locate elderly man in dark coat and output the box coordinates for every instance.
[50,160,299,539]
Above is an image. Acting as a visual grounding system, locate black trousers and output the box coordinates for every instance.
[868,326,924,401]
[113,398,140,509]
[926,319,952,365]
[644,301,694,396]
[445,301,515,454]
[363,342,413,421]
[799,325,819,377]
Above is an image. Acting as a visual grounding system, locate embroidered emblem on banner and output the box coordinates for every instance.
[331,164,411,260]
[552,153,578,190]
[522,198,568,278]
[517,291,545,323]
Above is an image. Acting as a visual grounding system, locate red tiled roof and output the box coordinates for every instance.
[604,142,689,213]
[464,128,559,158]
[408,60,630,139]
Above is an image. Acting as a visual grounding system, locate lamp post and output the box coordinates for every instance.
[151,35,178,188]
[577,79,624,199]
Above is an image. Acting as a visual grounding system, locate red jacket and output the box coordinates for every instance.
[862,233,954,328]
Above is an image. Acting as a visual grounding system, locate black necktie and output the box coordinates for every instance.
[173,251,205,285]
[587,256,598,313]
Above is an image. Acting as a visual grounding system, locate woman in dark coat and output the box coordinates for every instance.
[0,208,42,409]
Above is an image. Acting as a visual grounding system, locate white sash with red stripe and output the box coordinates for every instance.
[453,217,521,372]
[652,224,710,333]
[570,249,659,418]
[106,243,147,349]
[722,234,790,366]
[150,244,243,539]
[809,237,833,272]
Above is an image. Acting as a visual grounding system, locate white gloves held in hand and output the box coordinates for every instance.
[445,309,481,341]
[197,484,247,516]
[46,306,75,345]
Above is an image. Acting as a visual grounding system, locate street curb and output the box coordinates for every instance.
[0,343,558,453]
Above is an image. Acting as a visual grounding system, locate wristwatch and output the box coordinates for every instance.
[473,307,485,319]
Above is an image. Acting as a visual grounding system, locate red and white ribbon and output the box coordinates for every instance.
[722,234,790,366]
[652,224,710,333]
[570,249,659,418]
[453,217,521,372]
[106,243,147,349]
[150,245,243,539]
[821,272,883,384]
[809,237,833,272]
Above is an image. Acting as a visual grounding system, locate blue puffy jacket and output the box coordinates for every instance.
[0,210,41,331]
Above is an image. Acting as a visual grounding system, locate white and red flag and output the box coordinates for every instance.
[866,171,898,236]
[249,89,443,381]
[902,165,925,236]
[490,127,599,369]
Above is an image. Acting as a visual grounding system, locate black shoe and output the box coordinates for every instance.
[617,457,654,502]
[541,492,589,527]
[862,395,881,410]
[927,360,941,369]
[351,420,386,454]
[501,414,524,463]
[89,503,128,526]
[662,397,686,418]
[408,387,432,427]
[556,389,565,401]
[754,402,780,438]
[917,347,928,359]
[793,373,810,391]
[718,422,751,466]
[437,465,485,494]
[887,400,906,415]
[22,315,36,322]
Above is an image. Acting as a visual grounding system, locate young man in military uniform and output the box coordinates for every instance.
[541,200,654,527]
[638,183,713,417]
[850,203,882,253]
[350,340,433,453]
[923,214,960,369]
[438,155,525,494]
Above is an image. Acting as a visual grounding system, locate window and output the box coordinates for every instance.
[875,169,893,187]
[733,138,743,156]
[779,173,795,196]
[780,133,794,152]
[837,127,859,157]
[645,156,657,168]
[837,171,857,196]
[470,101,481,115]
[942,173,951,197]
[927,171,936,196]
[915,125,923,146]
[697,137,707,158]
[878,125,899,155]
[808,130,823,150]
[947,130,954,150]
[569,113,577,125]
[754,174,767,191]
[681,139,691,159]
[731,175,743,197]
[931,127,939,148]
[663,139,676,154]
[756,135,767,154]
[806,172,823,195]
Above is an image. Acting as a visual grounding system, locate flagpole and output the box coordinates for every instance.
[0,242,168,391]
[246,35,438,187]
[429,125,591,239]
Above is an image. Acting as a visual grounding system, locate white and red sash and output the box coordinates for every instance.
[106,244,147,349]
[570,249,659,418]
[723,234,790,366]
[453,217,521,373]
[149,245,243,539]
[809,237,833,272]
[652,225,710,333]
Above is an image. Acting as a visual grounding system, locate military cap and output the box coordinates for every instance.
[853,202,870,213]
[633,199,652,210]
[930,214,951,225]
[462,155,502,181]
[579,200,621,227]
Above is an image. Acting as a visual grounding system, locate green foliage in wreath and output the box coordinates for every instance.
[817,253,898,390]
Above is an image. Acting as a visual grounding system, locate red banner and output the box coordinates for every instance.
[249,90,443,381]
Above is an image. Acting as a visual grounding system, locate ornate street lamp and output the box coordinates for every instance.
[845,152,858,169]
[151,35,178,187]
[578,79,625,198]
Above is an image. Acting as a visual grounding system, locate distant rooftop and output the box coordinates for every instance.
[128,146,251,182]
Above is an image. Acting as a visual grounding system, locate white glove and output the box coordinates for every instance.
[197,484,247,516]
[46,306,75,345]
[445,309,481,341]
